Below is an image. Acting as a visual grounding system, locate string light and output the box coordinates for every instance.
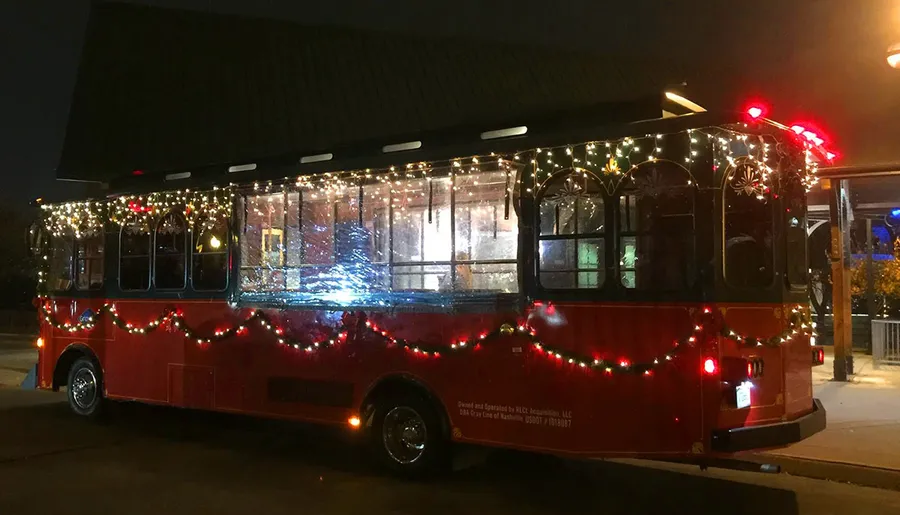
[36,298,815,376]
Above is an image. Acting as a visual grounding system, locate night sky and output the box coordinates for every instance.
[2,0,899,209]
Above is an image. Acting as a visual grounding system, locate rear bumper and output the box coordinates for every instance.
[710,398,826,453]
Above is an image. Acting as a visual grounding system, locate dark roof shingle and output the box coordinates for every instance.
[58,2,664,181]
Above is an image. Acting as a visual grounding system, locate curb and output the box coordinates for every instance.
[20,363,37,390]
[737,453,900,491]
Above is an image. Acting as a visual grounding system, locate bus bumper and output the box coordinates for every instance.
[710,398,826,453]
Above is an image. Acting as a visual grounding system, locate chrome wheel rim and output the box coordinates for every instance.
[382,406,427,464]
[71,367,97,410]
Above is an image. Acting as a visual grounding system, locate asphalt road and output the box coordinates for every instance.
[1,389,900,515]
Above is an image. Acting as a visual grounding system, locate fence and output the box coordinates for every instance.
[871,320,900,368]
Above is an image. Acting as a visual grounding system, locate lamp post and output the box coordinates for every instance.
[888,42,900,69]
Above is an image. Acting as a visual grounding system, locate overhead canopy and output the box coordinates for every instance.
[58,2,668,182]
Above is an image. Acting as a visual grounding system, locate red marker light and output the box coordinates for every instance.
[132,170,144,176]
[703,358,718,375]
[746,106,765,119]
[747,361,754,378]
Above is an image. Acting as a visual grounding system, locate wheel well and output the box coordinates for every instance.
[361,375,451,439]
[53,345,99,391]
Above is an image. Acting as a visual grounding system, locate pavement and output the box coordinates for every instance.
[1,389,900,515]
[4,336,900,499]
[0,335,36,388]
[725,348,900,490]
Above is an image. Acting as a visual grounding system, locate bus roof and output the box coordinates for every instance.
[58,2,671,185]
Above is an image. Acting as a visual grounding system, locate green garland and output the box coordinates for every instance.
[38,300,814,376]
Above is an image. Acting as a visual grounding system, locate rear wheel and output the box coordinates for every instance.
[370,392,449,477]
[66,357,105,419]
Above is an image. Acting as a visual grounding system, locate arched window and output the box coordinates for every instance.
[75,230,104,290]
[723,161,774,288]
[154,212,187,290]
[193,217,228,291]
[119,221,151,291]
[617,162,696,290]
[537,171,606,289]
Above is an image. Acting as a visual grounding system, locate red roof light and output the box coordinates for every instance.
[746,106,765,119]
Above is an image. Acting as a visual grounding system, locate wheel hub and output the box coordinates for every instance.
[71,368,97,410]
[383,406,427,464]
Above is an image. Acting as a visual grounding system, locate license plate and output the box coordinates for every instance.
[736,383,752,409]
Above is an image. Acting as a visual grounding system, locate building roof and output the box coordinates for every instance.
[57,2,667,182]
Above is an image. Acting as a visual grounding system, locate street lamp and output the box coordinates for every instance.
[888,42,900,69]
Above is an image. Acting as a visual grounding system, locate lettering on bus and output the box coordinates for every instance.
[457,401,572,429]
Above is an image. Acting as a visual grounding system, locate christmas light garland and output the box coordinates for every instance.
[36,124,821,243]
[38,300,814,376]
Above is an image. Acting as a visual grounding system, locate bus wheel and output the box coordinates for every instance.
[370,392,449,477]
[66,357,105,419]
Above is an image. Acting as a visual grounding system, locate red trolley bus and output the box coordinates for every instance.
[32,99,828,475]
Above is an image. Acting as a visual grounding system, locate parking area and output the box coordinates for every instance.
[2,388,900,515]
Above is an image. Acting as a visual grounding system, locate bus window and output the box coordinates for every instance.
[361,182,391,289]
[724,162,774,288]
[618,164,695,290]
[454,171,518,292]
[120,222,151,291]
[241,193,285,291]
[75,231,104,290]
[240,167,519,297]
[785,179,808,288]
[538,172,605,289]
[155,212,187,290]
[392,177,452,291]
[48,233,73,291]
[192,217,228,291]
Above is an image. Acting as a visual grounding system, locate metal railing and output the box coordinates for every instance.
[871,320,900,369]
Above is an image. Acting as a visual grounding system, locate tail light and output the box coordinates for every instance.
[747,357,764,379]
[703,358,718,375]
[812,347,825,366]
[721,356,764,382]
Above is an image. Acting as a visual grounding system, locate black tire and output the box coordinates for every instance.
[369,392,449,478]
[66,357,105,419]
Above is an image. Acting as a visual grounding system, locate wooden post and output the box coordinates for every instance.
[829,179,851,381]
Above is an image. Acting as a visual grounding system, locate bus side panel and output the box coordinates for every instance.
[103,300,179,403]
[783,331,813,419]
[421,303,704,455]
[37,297,111,391]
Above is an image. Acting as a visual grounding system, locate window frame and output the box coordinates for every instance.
[191,217,230,292]
[535,169,608,291]
[74,231,105,291]
[48,232,75,293]
[784,183,809,291]
[118,221,152,292]
[153,211,188,291]
[721,161,778,291]
[614,163,698,292]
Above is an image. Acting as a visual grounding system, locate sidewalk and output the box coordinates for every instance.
[739,349,900,488]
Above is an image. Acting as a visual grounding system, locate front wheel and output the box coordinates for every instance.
[66,357,105,419]
[370,393,449,477]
